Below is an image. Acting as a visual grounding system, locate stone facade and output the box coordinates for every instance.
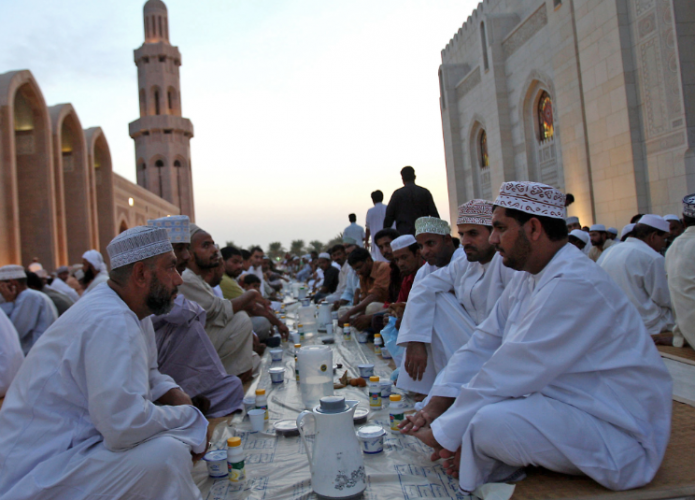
[440,0,695,229]
[0,0,188,269]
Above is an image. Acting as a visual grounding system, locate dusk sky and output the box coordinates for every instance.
[0,0,479,250]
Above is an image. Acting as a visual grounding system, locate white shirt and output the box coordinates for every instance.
[49,277,80,303]
[249,265,268,298]
[83,270,109,295]
[0,288,58,355]
[0,308,23,397]
[665,226,695,347]
[429,244,672,481]
[412,247,466,284]
[0,283,207,497]
[599,237,674,335]
[366,203,389,261]
[398,252,515,345]
[343,222,365,244]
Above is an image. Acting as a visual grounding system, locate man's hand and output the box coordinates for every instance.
[352,314,372,331]
[338,313,350,325]
[399,408,436,433]
[277,323,290,340]
[0,282,17,303]
[405,342,428,381]
[157,387,193,407]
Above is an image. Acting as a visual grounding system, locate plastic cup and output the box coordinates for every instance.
[358,364,375,378]
[248,409,265,432]
[269,367,285,383]
[270,349,283,362]
[326,323,334,334]
[243,396,255,412]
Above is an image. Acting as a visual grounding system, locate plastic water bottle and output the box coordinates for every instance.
[294,343,301,382]
[374,334,382,355]
[369,376,382,410]
[227,437,246,482]
[343,323,351,341]
[389,394,404,432]
[255,389,268,420]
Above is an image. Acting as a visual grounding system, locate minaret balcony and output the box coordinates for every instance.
[129,115,194,138]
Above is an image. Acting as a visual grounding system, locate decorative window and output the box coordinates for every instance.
[155,160,164,197]
[538,91,554,141]
[480,130,489,168]
[154,90,160,115]
[174,160,181,167]
[168,90,173,111]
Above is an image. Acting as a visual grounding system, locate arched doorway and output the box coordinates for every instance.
[85,127,115,260]
[119,220,129,233]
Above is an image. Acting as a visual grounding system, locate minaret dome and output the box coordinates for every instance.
[143,0,169,44]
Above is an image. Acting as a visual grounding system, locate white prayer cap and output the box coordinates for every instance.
[565,216,579,225]
[621,223,635,239]
[607,227,618,235]
[663,214,680,222]
[82,250,106,272]
[318,252,331,260]
[569,229,590,245]
[56,266,69,274]
[415,217,450,236]
[637,214,669,233]
[342,237,357,245]
[589,224,606,232]
[390,234,417,252]
[456,200,493,226]
[302,254,311,260]
[0,265,26,281]
[107,226,173,270]
[494,181,567,219]
[148,215,190,243]
[27,262,43,273]
[683,193,695,218]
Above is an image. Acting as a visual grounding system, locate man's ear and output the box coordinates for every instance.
[130,261,151,289]
[527,217,544,242]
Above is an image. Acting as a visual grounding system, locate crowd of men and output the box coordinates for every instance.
[0,170,692,497]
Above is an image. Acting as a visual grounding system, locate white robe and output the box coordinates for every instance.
[396,252,515,393]
[0,288,58,355]
[325,261,351,303]
[48,277,80,303]
[0,283,207,500]
[599,237,674,335]
[665,226,695,347]
[429,244,672,492]
[366,203,389,261]
[83,269,109,295]
[0,308,23,397]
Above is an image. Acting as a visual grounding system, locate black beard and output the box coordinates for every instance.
[147,275,176,316]
[194,253,218,270]
[83,266,95,283]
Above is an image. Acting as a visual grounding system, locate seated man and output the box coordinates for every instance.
[666,194,695,347]
[148,216,244,418]
[26,271,73,316]
[565,215,581,231]
[313,252,340,303]
[324,244,350,303]
[588,224,615,262]
[337,248,390,327]
[219,246,246,300]
[600,215,674,339]
[568,229,591,255]
[0,308,23,397]
[0,266,58,354]
[81,249,109,295]
[331,240,358,310]
[397,202,515,395]
[48,265,80,303]
[401,182,672,493]
[413,216,464,282]
[179,224,256,381]
[0,226,208,499]
[390,235,424,304]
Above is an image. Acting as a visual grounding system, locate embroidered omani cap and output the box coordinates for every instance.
[148,215,190,244]
[0,265,26,281]
[415,217,450,236]
[457,199,493,226]
[107,226,173,270]
[494,181,566,219]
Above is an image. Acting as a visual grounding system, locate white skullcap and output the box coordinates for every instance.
[0,265,26,281]
[457,200,493,226]
[390,234,417,252]
[56,266,69,274]
[621,223,635,239]
[683,193,695,218]
[82,250,106,272]
[27,262,43,273]
[494,181,567,219]
[565,216,579,225]
[107,226,173,270]
[148,215,190,243]
[663,214,680,222]
[189,223,205,238]
[318,252,331,260]
[637,214,669,233]
[415,217,450,236]
[302,254,311,259]
[589,224,606,232]
[569,229,590,245]
[607,227,618,235]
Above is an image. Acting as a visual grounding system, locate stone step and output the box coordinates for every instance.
[658,346,695,408]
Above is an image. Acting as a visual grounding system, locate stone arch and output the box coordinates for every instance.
[136,156,147,188]
[172,154,188,209]
[85,127,114,260]
[166,86,179,115]
[139,88,147,117]
[148,154,168,198]
[518,70,564,189]
[468,115,492,200]
[50,103,93,265]
[0,70,58,268]
[118,217,129,234]
[151,86,162,116]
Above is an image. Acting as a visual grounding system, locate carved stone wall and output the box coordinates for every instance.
[502,4,548,59]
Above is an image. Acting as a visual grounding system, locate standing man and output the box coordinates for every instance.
[365,190,389,261]
[600,215,674,339]
[344,214,365,245]
[0,266,58,355]
[81,250,109,295]
[664,214,684,250]
[0,226,209,499]
[383,166,439,235]
[666,194,695,348]
[588,224,616,262]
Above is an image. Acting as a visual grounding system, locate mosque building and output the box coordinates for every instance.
[0,0,194,269]
[439,0,695,229]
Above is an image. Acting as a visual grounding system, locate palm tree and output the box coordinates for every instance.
[290,240,305,256]
[308,240,324,253]
[267,242,285,260]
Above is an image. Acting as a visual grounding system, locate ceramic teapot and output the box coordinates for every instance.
[297,396,366,498]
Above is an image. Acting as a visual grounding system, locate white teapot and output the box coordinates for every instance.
[297,396,366,498]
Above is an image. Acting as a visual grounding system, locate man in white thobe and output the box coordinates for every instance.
[0,308,23,397]
[412,216,464,284]
[599,214,674,337]
[397,205,515,395]
[665,194,695,348]
[0,265,58,354]
[48,266,80,303]
[401,182,672,493]
[0,226,208,500]
[365,190,390,262]
[324,243,354,303]
[81,249,109,295]
[588,224,616,262]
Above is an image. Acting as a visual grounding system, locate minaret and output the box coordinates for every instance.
[129,0,195,220]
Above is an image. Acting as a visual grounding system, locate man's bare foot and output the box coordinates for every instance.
[440,447,461,478]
